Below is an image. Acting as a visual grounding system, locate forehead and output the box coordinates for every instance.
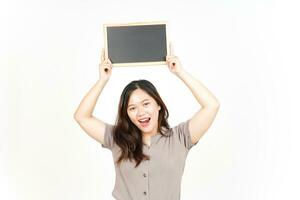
[128,89,154,105]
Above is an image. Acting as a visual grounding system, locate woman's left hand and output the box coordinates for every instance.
[166,43,184,75]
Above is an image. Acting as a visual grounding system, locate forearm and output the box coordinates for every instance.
[176,69,220,108]
[74,79,108,119]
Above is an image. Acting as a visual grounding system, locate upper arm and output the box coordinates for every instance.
[189,105,220,144]
[74,116,107,145]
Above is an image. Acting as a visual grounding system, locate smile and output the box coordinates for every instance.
[138,117,151,127]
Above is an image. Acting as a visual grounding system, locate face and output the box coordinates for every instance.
[127,88,161,136]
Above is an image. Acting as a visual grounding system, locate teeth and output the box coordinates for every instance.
[139,118,150,122]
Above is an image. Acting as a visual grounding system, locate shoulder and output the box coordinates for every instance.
[170,119,197,150]
[101,122,116,150]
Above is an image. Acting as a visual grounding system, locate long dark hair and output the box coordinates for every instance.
[112,79,170,168]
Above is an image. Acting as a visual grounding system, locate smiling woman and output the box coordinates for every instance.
[113,80,170,167]
[74,44,220,200]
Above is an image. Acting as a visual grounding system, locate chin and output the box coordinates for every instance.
[141,127,155,134]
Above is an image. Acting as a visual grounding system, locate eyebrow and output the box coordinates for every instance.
[128,99,150,107]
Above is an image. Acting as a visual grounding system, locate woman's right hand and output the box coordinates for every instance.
[99,48,112,82]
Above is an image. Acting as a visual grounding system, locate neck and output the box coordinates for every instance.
[143,126,159,139]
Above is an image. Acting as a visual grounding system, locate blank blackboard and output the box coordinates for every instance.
[103,21,169,66]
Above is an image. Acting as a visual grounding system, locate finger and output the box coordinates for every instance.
[103,58,111,64]
[103,64,109,72]
[171,60,176,67]
[169,42,173,56]
[101,48,105,61]
[104,62,112,72]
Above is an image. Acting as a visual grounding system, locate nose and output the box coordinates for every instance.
[136,107,146,117]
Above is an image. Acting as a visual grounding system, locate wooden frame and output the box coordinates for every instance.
[103,21,169,67]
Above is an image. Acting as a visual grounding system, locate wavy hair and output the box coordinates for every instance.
[112,79,170,168]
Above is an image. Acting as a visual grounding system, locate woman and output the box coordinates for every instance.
[74,43,220,200]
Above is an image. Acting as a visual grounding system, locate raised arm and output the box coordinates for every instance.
[166,43,220,144]
[73,48,113,144]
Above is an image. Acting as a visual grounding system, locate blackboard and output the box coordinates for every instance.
[103,21,169,66]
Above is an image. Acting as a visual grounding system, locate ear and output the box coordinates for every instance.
[158,105,161,111]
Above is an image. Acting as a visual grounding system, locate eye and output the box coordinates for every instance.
[129,107,135,111]
[144,102,150,106]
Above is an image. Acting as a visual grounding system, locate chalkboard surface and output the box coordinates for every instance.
[103,22,168,66]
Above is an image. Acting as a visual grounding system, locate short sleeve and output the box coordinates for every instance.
[173,119,198,150]
[101,123,115,150]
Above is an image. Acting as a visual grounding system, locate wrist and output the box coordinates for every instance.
[98,78,108,85]
[175,68,187,78]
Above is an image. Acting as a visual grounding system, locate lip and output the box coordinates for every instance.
[138,117,151,128]
[138,117,151,121]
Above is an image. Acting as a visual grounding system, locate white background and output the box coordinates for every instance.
[1,0,300,199]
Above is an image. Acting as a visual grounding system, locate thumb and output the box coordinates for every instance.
[169,42,174,56]
[101,48,105,62]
